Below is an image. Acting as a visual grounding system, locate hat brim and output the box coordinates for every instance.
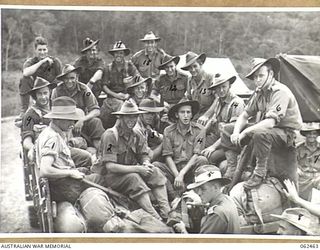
[209,76,237,89]
[139,106,165,113]
[181,53,206,71]
[43,108,84,120]
[140,37,161,42]
[126,77,152,90]
[168,100,200,123]
[81,39,100,53]
[108,48,131,56]
[187,177,231,190]
[28,82,57,95]
[300,129,320,137]
[112,110,147,115]
[270,214,313,234]
[158,56,180,70]
[246,58,280,80]
[56,67,82,81]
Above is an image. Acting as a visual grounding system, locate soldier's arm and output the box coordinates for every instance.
[89,69,103,84]
[178,154,199,178]
[23,58,52,77]
[105,161,146,175]
[40,155,83,179]
[165,156,179,178]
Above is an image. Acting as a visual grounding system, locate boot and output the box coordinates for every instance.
[224,150,239,179]
[136,192,162,220]
[152,185,171,221]
[243,157,268,189]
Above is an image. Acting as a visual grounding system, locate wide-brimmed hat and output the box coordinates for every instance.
[124,75,152,91]
[180,51,206,71]
[187,165,231,190]
[246,57,280,80]
[56,64,81,81]
[44,96,84,120]
[108,41,130,56]
[81,37,100,53]
[112,99,147,116]
[28,76,56,95]
[158,55,180,70]
[209,73,237,89]
[167,97,200,123]
[300,122,320,137]
[271,207,320,235]
[139,98,164,113]
[139,31,161,42]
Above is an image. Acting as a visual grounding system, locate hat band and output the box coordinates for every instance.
[52,105,77,114]
[194,171,222,183]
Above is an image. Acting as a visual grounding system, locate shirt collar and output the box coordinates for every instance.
[208,192,224,209]
[219,91,235,104]
[177,122,193,135]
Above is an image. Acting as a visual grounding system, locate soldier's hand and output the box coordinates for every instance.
[174,174,185,190]
[197,115,209,126]
[43,57,53,65]
[117,93,130,100]
[173,221,188,234]
[182,190,202,207]
[201,145,216,159]
[74,119,84,135]
[283,179,300,203]
[69,169,85,179]
[139,164,154,178]
[230,133,240,146]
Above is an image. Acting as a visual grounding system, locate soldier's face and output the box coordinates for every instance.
[305,131,319,143]
[55,119,76,132]
[35,45,48,59]
[35,87,50,107]
[188,61,202,77]
[253,66,273,89]
[63,72,78,90]
[195,182,213,204]
[122,115,139,130]
[134,83,147,99]
[87,45,98,60]
[114,51,125,63]
[144,40,156,53]
[277,220,304,235]
[142,112,155,126]
[176,105,192,125]
[164,61,176,77]
[215,81,231,98]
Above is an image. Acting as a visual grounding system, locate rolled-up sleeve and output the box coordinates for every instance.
[265,89,289,124]
[100,130,118,163]
[162,128,174,157]
[83,85,100,112]
[40,136,59,160]
[193,130,206,154]
[229,98,245,122]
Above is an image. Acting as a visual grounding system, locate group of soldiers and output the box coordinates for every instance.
[17,31,320,235]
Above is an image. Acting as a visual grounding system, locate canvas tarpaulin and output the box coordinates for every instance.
[278,54,320,122]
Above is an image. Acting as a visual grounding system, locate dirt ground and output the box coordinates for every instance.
[0,116,40,233]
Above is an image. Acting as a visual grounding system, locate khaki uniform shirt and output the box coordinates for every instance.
[153,70,190,105]
[162,121,205,165]
[297,143,320,174]
[200,193,240,234]
[131,48,168,79]
[245,80,303,130]
[74,55,105,84]
[102,60,139,93]
[51,81,99,114]
[186,71,215,114]
[99,124,150,165]
[35,122,75,170]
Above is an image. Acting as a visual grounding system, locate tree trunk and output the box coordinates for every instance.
[73,26,78,53]
[5,30,13,72]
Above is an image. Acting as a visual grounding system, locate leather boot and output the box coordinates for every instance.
[243,157,268,189]
[136,192,162,220]
[224,150,239,179]
[152,185,171,221]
